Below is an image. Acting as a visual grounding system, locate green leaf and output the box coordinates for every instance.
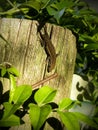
[54,8,65,23]
[47,0,75,23]
[2,85,32,119]
[94,88,98,100]
[47,5,57,15]
[0,115,20,127]
[92,33,98,41]
[79,34,95,43]
[85,43,98,51]
[73,112,98,129]
[29,104,40,130]
[58,111,80,130]
[22,0,42,12]
[47,1,66,22]
[34,86,57,106]
[38,0,54,9]
[38,104,52,128]
[0,7,21,15]
[52,0,74,10]
[7,67,20,77]
[9,74,17,103]
[2,102,20,119]
[29,103,51,130]
[58,98,73,111]
[12,85,32,105]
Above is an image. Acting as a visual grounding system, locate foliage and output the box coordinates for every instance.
[0,63,32,127]
[0,64,98,130]
[0,0,98,79]
[0,0,98,129]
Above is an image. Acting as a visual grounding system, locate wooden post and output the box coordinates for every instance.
[0,18,76,130]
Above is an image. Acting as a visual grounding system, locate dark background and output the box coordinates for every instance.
[82,0,98,12]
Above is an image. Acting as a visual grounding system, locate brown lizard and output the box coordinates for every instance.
[39,26,56,72]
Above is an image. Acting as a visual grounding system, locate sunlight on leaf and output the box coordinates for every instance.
[29,103,40,130]
[29,103,52,130]
[58,98,73,111]
[9,74,17,103]
[12,85,32,105]
[58,111,80,130]
[7,67,20,77]
[39,104,52,127]
[34,86,57,106]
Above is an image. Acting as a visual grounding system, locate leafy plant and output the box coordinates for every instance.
[0,63,32,127]
[0,64,98,130]
[0,0,98,129]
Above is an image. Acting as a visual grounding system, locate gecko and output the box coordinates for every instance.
[39,26,56,72]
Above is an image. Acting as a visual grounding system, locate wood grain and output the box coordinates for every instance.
[0,18,76,130]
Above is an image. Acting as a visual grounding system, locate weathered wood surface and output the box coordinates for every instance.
[0,18,76,130]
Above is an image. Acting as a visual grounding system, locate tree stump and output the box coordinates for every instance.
[0,18,76,130]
